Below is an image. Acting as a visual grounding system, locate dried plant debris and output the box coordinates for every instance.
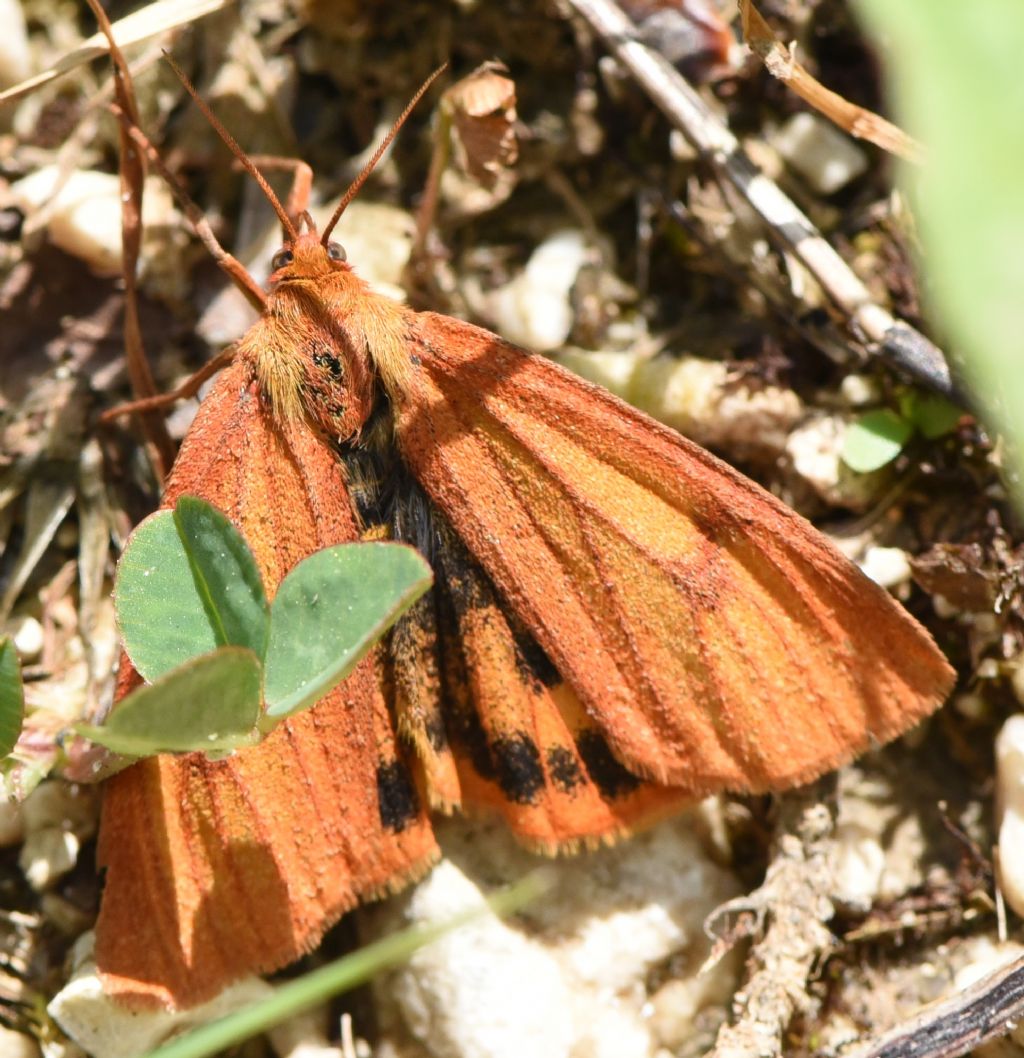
[0,0,1016,1056]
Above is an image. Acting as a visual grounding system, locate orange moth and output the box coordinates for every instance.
[95,72,955,1009]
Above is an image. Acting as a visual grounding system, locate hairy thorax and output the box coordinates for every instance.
[238,243,413,443]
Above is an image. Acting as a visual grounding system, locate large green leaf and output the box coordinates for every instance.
[173,497,270,657]
[77,647,262,757]
[0,637,24,758]
[263,542,432,721]
[115,498,268,683]
[853,1,1024,507]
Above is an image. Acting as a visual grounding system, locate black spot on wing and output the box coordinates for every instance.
[376,759,421,832]
[576,730,642,799]
[546,746,584,794]
[511,623,561,690]
[424,713,449,753]
[492,733,544,805]
[441,673,497,783]
[434,515,562,694]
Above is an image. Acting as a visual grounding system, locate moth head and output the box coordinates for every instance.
[269,228,349,283]
[160,55,443,304]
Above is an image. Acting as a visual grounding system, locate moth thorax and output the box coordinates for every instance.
[303,337,376,441]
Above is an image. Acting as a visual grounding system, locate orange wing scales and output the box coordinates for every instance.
[97,232,953,1009]
[96,361,438,1009]
[395,313,954,791]
[428,522,693,849]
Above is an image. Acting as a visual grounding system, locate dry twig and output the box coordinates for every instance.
[564,0,954,397]
[84,0,174,479]
[847,954,1024,1058]
[739,0,923,163]
[0,0,229,105]
[704,787,838,1058]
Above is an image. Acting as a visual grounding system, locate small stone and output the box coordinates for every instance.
[12,615,44,661]
[858,546,912,591]
[387,860,576,1058]
[995,716,1024,918]
[50,932,273,1058]
[831,768,927,909]
[771,112,869,196]
[484,230,592,351]
[629,355,802,457]
[371,815,740,1058]
[0,0,31,88]
[953,692,989,722]
[840,373,883,407]
[831,819,887,911]
[9,169,178,277]
[0,1025,40,1058]
[551,349,639,399]
[787,414,884,509]
[18,783,97,891]
[575,1005,650,1058]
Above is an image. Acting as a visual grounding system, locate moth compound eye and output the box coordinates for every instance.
[271,248,294,270]
[326,241,347,262]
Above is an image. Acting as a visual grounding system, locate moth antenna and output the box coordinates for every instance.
[321,63,448,243]
[163,51,299,242]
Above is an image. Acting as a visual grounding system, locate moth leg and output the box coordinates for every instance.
[99,348,237,422]
[111,110,267,311]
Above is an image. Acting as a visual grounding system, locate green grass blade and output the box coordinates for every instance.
[139,870,551,1058]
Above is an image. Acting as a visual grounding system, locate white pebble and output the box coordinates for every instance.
[831,820,887,910]
[840,373,883,407]
[551,348,639,399]
[12,615,44,661]
[953,692,988,721]
[18,783,97,891]
[0,0,31,88]
[996,716,1024,918]
[629,355,802,455]
[485,230,591,351]
[373,815,741,1058]
[390,860,575,1058]
[787,414,883,509]
[0,1024,39,1058]
[857,546,912,591]
[830,769,927,909]
[787,414,844,489]
[10,168,176,277]
[932,594,959,620]
[575,1005,650,1058]
[50,934,273,1058]
[770,112,869,195]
